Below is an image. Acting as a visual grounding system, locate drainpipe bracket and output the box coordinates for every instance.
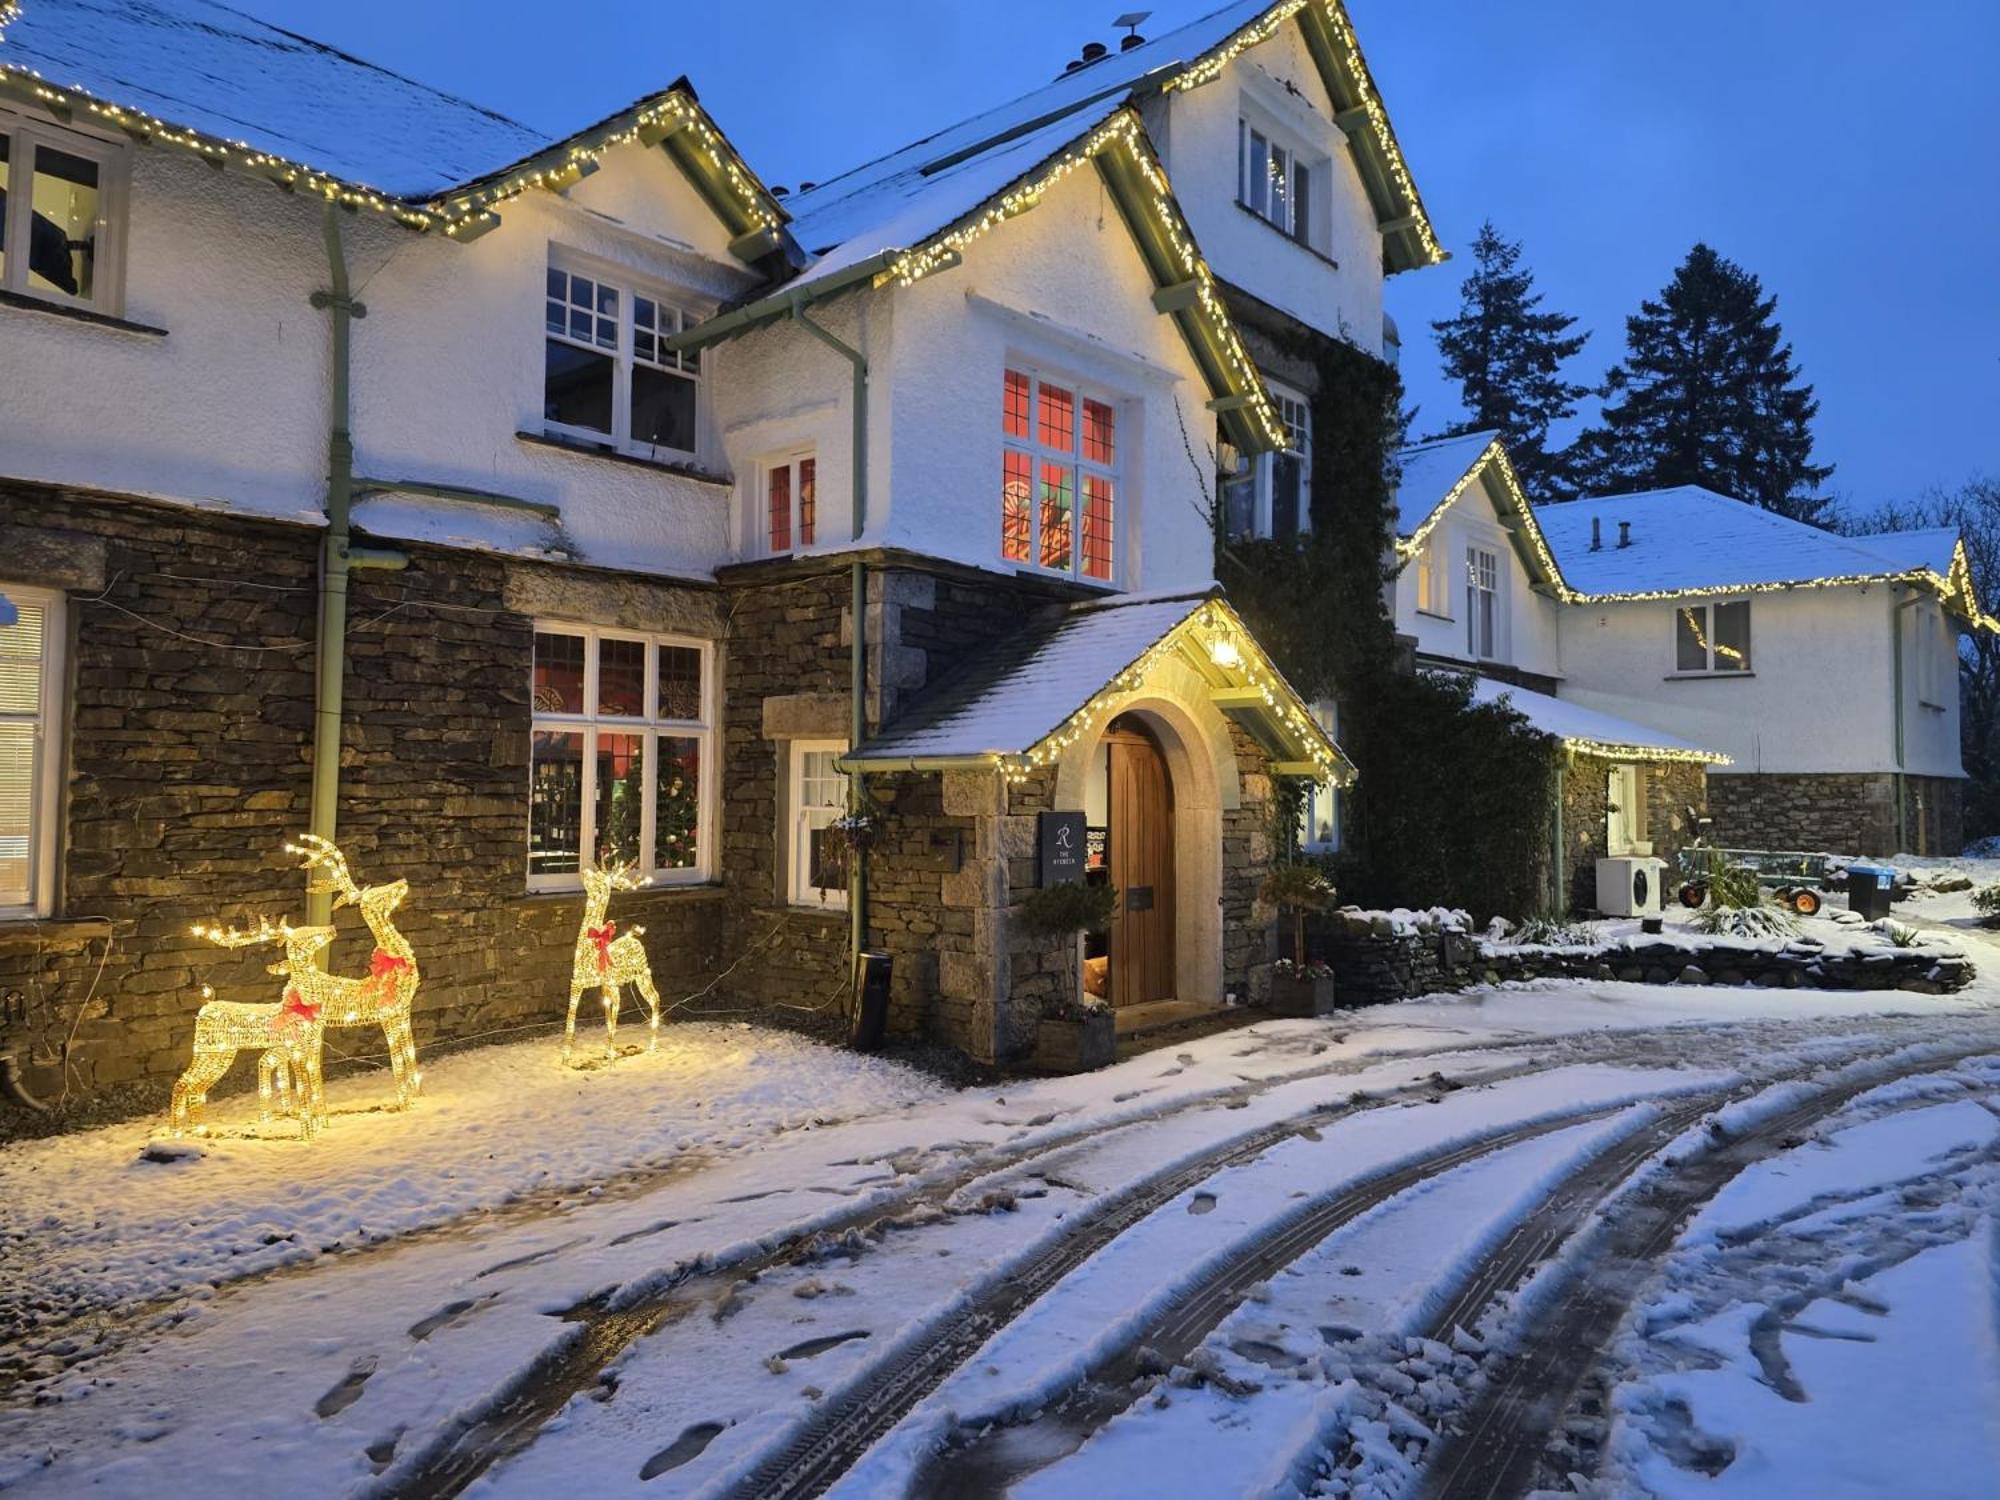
[309,290,367,318]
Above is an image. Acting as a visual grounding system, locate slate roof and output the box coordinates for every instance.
[1535,488,1954,597]
[1468,676,1728,764]
[1391,430,1502,537]
[1,0,550,198]
[1846,527,1962,578]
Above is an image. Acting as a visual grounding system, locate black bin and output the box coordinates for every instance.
[1846,864,1894,921]
[849,951,892,1051]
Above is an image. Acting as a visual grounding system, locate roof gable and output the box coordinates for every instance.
[1392,433,1570,597]
[0,0,791,254]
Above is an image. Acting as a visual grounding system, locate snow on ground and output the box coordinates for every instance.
[1601,1067,2000,1499]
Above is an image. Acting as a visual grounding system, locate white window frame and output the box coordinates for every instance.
[527,624,715,891]
[0,110,129,315]
[1465,543,1501,660]
[1606,763,1652,856]
[1672,599,1752,675]
[0,583,65,920]
[1412,529,1452,618]
[1000,363,1122,584]
[1222,380,1311,542]
[758,447,818,557]
[543,251,704,462]
[1297,701,1341,854]
[1236,113,1320,249]
[786,739,850,910]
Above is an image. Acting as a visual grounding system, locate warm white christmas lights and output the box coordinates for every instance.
[563,862,664,1063]
[289,835,423,1109]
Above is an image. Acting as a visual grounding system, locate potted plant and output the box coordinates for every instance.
[1016,882,1118,1072]
[1261,862,1338,1017]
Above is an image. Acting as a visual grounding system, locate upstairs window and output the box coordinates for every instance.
[762,450,817,555]
[1465,544,1500,659]
[1413,532,1451,617]
[1221,382,1311,543]
[1237,119,1316,247]
[544,259,701,459]
[1001,367,1117,583]
[0,117,124,311]
[528,626,712,888]
[0,585,63,917]
[1675,600,1751,673]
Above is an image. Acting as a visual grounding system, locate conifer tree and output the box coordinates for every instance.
[1573,243,1832,521]
[1428,221,1590,498]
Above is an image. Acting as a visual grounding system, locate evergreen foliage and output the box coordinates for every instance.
[1572,243,1832,521]
[1016,881,1117,937]
[1428,221,1591,499]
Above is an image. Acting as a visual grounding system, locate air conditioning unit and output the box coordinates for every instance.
[1596,856,1667,917]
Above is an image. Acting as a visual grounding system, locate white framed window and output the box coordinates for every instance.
[787,739,850,909]
[760,449,818,556]
[528,625,714,889]
[0,584,64,918]
[1466,544,1500,659]
[1221,382,1311,543]
[1001,366,1118,583]
[1297,701,1340,854]
[1606,763,1651,856]
[1237,117,1317,247]
[0,112,128,313]
[1412,531,1451,617]
[544,255,702,460]
[1674,600,1751,674]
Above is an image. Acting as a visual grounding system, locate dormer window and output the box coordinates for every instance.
[1237,118,1316,248]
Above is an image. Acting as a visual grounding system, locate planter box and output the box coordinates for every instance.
[1267,974,1338,1018]
[1031,1009,1116,1072]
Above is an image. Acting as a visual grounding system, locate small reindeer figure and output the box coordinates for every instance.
[171,920,336,1140]
[565,862,663,1062]
[290,835,423,1108]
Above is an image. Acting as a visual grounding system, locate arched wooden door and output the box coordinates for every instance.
[1106,719,1176,1008]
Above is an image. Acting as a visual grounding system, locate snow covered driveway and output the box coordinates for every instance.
[0,982,1992,1498]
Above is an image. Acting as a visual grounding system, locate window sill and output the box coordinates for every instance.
[1007,563,1121,593]
[1414,608,1455,623]
[516,429,732,487]
[516,881,724,905]
[1232,203,1340,270]
[1663,670,1756,681]
[0,288,167,338]
[0,915,114,952]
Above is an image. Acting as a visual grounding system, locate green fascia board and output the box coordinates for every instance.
[1295,5,1427,274]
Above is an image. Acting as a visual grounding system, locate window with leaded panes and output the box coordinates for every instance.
[1000,367,1118,583]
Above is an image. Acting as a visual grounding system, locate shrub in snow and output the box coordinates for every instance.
[1509,916,1597,948]
[1689,904,1798,940]
[1972,883,2000,919]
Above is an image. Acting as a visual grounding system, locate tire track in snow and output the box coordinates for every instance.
[1418,1040,2000,1500]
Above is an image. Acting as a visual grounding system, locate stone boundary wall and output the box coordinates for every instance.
[1708,771,1964,858]
[1325,922,1974,1008]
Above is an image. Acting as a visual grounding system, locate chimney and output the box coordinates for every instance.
[1081,40,1109,63]
[1120,31,1146,50]
[1590,517,1601,551]
[1617,520,1632,549]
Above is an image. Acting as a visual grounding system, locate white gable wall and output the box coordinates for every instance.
[1387,472,1562,679]
[1149,19,1385,351]
[877,164,1221,593]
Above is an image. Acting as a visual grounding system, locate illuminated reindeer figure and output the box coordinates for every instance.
[564,861,663,1062]
[170,919,337,1140]
[290,836,423,1108]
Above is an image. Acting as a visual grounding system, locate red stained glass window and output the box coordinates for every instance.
[1039,462,1073,571]
[1003,369,1030,438]
[767,462,792,553]
[798,457,816,546]
[1001,449,1032,561]
[1037,381,1074,450]
[1082,475,1114,580]
[1082,399,1115,465]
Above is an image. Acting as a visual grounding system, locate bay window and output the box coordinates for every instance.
[529,626,712,888]
[1674,600,1751,673]
[0,114,124,311]
[1001,367,1117,582]
[0,585,63,918]
[787,740,849,909]
[544,258,701,459]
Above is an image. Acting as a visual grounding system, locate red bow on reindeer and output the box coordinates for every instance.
[588,922,617,973]
[367,949,411,1007]
[278,988,321,1028]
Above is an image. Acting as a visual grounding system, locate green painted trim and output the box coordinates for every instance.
[353,476,560,520]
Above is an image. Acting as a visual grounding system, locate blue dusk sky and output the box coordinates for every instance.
[269,0,1998,514]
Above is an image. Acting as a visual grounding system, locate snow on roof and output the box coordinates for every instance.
[0,0,552,198]
[1468,675,1728,764]
[1535,488,1939,597]
[1846,527,1961,578]
[1391,430,1501,537]
[849,593,1216,764]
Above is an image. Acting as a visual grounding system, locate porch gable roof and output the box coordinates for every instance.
[1467,675,1730,766]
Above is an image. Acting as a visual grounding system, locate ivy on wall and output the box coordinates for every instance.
[1218,328,1560,921]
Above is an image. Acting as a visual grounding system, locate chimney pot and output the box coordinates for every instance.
[1120,32,1145,50]
[1590,517,1602,551]
[1081,40,1109,62]
[1617,520,1632,548]
[798,180,816,192]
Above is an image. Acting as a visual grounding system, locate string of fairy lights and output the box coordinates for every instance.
[883,108,1288,453]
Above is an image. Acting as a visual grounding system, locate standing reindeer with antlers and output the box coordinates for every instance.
[564,861,663,1062]
[171,919,337,1139]
[290,835,423,1109]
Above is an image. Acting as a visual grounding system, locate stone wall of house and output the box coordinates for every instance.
[0,483,727,1137]
[1706,771,1962,858]
[1223,721,1279,1005]
[1563,757,1708,913]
